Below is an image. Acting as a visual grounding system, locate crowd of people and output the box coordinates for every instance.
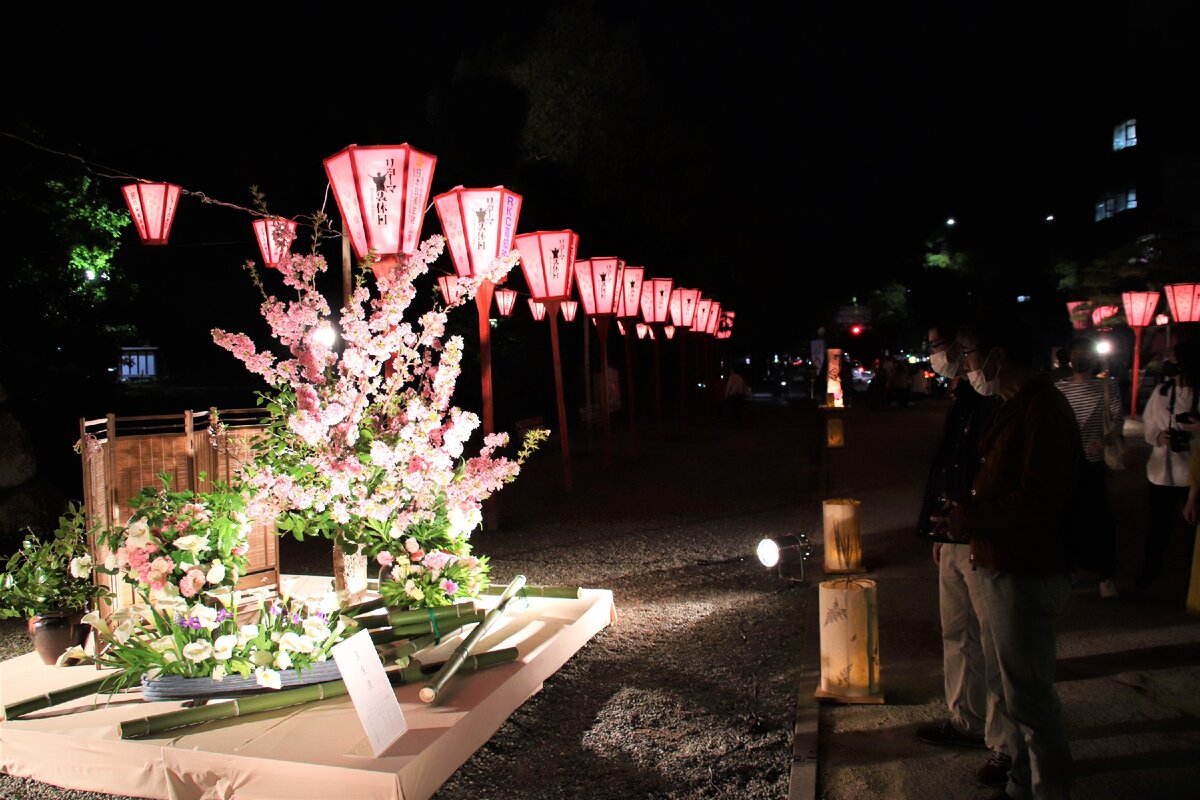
[911,311,1199,800]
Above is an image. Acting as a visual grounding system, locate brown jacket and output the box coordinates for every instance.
[951,373,1080,575]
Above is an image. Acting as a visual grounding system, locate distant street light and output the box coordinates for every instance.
[1045,214,1055,222]
[945,217,956,227]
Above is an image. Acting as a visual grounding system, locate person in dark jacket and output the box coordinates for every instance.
[915,323,1014,789]
[947,315,1079,800]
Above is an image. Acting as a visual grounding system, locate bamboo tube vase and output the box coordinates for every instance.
[822,498,864,573]
[815,578,883,704]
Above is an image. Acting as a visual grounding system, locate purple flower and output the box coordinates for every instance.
[291,612,301,625]
[216,609,230,623]
[270,603,283,616]
[189,616,202,630]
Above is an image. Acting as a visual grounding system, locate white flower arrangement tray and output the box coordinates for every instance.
[140,660,344,702]
[0,576,617,800]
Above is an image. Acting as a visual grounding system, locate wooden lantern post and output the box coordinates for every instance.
[615,266,645,454]
[1121,290,1161,420]
[575,257,624,464]
[669,287,700,419]
[640,277,674,434]
[515,230,580,491]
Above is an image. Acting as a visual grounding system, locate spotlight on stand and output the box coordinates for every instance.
[756,533,813,583]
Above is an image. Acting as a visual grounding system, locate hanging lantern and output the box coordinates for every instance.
[1091,304,1119,328]
[816,578,883,704]
[616,320,627,336]
[121,182,181,245]
[705,301,723,336]
[663,325,676,340]
[668,287,701,329]
[528,299,547,321]
[561,300,579,322]
[616,266,645,319]
[433,186,522,279]
[1065,300,1089,330]
[717,310,735,340]
[640,278,674,325]
[693,298,712,334]
[827,418,845,448]
[323,143,437,269]
[494,288,518,317]
[514,230,579,301]
[1165,283,1200,323]
[823,498,863,573]
[437,275,464,306]
[574,258,624,317]
[636,322,654,340]
[252,217,297,268]
[1122,291,1160,328]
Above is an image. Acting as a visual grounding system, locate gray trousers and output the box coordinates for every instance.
[939,543,1016,754]
[976,569,1072,800]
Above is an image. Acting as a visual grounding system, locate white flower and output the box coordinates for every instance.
[69,554,93,579]
[125,519,152,550]
[103,554,118,571]
[447,506,481,537]
[302,618,332,643]
[81,610,109,637]
[211,664,226,681]
[278,632,313,654]
[238,624,259,647]
[212,634,238,661]
[388,525,402,540]
[190,604,219,631]
[151,592,187,616]
[273,650,293,670]
[113,618,136,645]
[205,560,226,585]
[203,587,233,608]
[150,636,176,654]
[279,576,298,600]
[172,535,210,559]
[255,667,282,690]
[183,641,213,663]
[55,645,87,667]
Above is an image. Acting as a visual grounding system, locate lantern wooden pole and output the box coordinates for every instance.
[653,333,663,434]
[1130,325,1144,420]
[677,327,688,421]
[341,219,353,311]
[477,281,500,530]
[624,329,639,455]
[544,299,573,490]
[595,316,613,464]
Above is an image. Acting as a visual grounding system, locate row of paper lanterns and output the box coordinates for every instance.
[118,144,735,340]
[1067,285,1200,331]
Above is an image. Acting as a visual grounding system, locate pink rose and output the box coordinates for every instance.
[377,551,394,567]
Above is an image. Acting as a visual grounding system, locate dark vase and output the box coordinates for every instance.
[26,610,89,666]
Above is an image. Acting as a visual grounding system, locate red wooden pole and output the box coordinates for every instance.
[1131,325,1143,420]
[653,334,663,434]
[476,281,499,530]
[545,300,572,490]
[624,330,638,455]
[678,328,688,420]
[595,316,613,464]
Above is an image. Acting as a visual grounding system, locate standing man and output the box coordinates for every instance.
[915,322,1014,791]
[948,315,1079,800]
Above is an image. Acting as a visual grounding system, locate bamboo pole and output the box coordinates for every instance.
[479,584,582,599]
[368,612,484,645]
[419,575,527,704]
[3,675,116,721]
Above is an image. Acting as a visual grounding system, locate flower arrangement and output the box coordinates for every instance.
[0,503,110,620]
[65,583,351,691]
[97,473,252,602]
[210,238,548,609]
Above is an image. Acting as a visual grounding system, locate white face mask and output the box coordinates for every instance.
[967,350,1000,396]
[930,350,956,378]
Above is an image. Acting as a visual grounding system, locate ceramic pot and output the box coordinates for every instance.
[27,610,89,665]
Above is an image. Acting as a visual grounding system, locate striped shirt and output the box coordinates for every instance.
[1054,376,1123,462]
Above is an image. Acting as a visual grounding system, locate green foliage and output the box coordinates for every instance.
[45,176,130,303]
[0,503,111,619]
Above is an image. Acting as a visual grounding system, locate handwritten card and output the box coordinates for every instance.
[332,629,408,756]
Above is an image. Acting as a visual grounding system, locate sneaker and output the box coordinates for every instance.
[976,750,1012,787]
[1099,579,1120,599]
[916,719,987,749]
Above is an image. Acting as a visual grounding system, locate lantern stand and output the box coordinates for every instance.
[641,277,675,435]
[615,265,644,457]
[543,298,572,490]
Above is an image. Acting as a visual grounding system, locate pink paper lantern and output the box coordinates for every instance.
[574,257,624,316]
[437,275,464,306]
[252,217,297,268]
[705,301,723,335]
[616,320,627,336]
[433,186,522,278]
[1065,301,1089,331]
[561,300,579,322]
[514,230,579,301]
[615,266,645,319]
[494,288,518,317]
[664,325,676,340]
[528,298,547,321]
[1122,290,1160,328]
[121,182,181,245]
[1165,283,1200,323]
[636,322,654,340]
[1091,305,1119,327]
[717,310,735,340]
[693,298,712,334]
[668,287,701,328]
[641,278,674,325]
[323,143,437,263]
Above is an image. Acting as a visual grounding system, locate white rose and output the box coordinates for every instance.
[69,554,93,579]
[205,561,226,585]
[183,641,213,663]
[255,667,282,690]
[273,650,293,670]
[211,664,226,681]
[238,624,259,647]
[125,519,152,550]
[103,554,118,571]
[212,634,238,661]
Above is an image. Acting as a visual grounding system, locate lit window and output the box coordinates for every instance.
[1126,187,1137,209]
[1095,201,1107,222]
[1113,118,1137,150]
[1095,188,1138,221]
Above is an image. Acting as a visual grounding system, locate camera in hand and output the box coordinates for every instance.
[1168,428,1192,453]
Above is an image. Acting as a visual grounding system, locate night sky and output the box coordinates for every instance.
[2,1,1195,492]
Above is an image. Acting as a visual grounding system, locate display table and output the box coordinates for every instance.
[0,578,616,800]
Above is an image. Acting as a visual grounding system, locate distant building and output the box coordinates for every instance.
[119,347,159,383]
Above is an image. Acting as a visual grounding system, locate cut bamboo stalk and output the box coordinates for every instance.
[2,675,116,721]
[479,584,581,599]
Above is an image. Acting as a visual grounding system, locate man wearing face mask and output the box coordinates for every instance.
[915,323,1014,789]
[946,315,1079,800]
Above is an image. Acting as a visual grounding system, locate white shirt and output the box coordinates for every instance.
[1142,381,1194,487]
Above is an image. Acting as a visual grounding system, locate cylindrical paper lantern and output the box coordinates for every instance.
[816,578,883,703]
[826,348,844,408]
[826,418,845,448]
[823,498,863,573]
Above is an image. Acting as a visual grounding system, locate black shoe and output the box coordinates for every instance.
[976,750,1012,787]
[915,719,987,749]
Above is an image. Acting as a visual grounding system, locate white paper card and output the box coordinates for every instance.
[332,629,408,756]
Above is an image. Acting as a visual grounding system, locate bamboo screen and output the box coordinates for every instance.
[79,408,280,616]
